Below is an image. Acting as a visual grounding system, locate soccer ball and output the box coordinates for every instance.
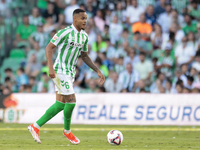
[107,130,123,145]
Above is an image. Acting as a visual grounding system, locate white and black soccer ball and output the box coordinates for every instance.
[107,130,123,145]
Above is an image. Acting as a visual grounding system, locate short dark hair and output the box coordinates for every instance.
[5,77,11,82]
[139,52,146,56]
[187,76,194,82]
[134,31,140,35]
[29,76,36,80]
[73,9,85,16]
[5,68,12,72]
[18,67,25,73]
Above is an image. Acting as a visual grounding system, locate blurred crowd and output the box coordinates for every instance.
[1,0,200,94]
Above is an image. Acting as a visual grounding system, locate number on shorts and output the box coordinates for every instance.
[61,81,70,89]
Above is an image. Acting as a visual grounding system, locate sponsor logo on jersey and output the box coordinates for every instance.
[70,42,83,48]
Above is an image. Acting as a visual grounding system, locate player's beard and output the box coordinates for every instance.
[81,27,85,30]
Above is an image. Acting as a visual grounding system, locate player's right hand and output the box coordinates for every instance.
[49,68,56,78]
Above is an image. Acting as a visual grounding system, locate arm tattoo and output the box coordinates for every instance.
[81,52,99,72]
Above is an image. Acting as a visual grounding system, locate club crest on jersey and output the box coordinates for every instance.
[70,42,83,48]
[53,36,58,40]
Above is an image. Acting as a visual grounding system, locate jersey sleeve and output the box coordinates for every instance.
[81,35,88,52]
[50,30,65,46]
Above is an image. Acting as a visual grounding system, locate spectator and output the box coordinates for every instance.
[85,0,98,19]
[0,0,11,17]
[16,15,37,43]
[192,53,200,72]
[87,17,98,33]
[37,72,54,93]
[85,25,97,46]
[88,45,97,62]
[175,36,195,66]
[154,0,166,17]
[126,0,144,24]
[2,86,12,95]
[145,5,157,26]
[104,72,123,93]
[4,68,16,83]
[169,22,185,43]
[188,0,200,19]
[29,23,49,48]
[101,25,110,41]
[165,79,173,93]
[169,9,184,28]
[134,79,149,93]
[27,42,46,64]
[191,87,200,93]
[185,76,194,90]
[157,4,172,33]
[130,31,148,54]
[29,7,45,26]
[172,68,187,89]
[113,56,125,74]
[82,80,97,93]
[29,76,37,93]
[123,47,140,67]
[104,39,116,61]
[187,31,198,52]
[25,54,42,77]
[43,15,59,33]
[175,81,183,93]
[132,13,152,41]
[96,86,106,93]
[134,52,153,84]
[105,8,113,25]
[171,0,188,14]
[156,43,174,78]
[118,63,140,92]
[182,87,191,93]
[92,34,107,52]
[16,68,29,90]
[109,15,123,44]
[118,28,131,47]
[150,72,166,93]
[64,0,79,24]
[99,51,114,70]
[111,1,126,24]
[181,63,190,76]
[4,77,15,92]
[182,14,197,35]
[43,2,59,23]
[94,9,106,32]
[151,23,169,49]
[115,41,129,59]
[37,0,48,16]
[25,85,33,93]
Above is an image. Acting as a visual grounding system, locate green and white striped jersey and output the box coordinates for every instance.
[50,24,88,77]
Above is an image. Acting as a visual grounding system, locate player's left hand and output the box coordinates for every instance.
[97,70,105,85]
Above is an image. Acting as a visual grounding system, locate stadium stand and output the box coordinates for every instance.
[0,0,200,94]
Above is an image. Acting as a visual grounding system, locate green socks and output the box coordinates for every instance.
[35,101,65,127]
[34,101,75,131]
[64,103,76,130]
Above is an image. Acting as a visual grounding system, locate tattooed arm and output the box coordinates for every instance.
[46,42,57,78]
[81,51,105,85]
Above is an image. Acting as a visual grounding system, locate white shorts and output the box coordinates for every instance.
[52,73,75,95]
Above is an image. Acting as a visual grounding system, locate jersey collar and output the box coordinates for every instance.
[71,24,81,33]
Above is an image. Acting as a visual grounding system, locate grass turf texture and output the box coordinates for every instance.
[0,123,200,150]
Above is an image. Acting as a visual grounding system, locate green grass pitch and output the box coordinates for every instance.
[0,123,200,150]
